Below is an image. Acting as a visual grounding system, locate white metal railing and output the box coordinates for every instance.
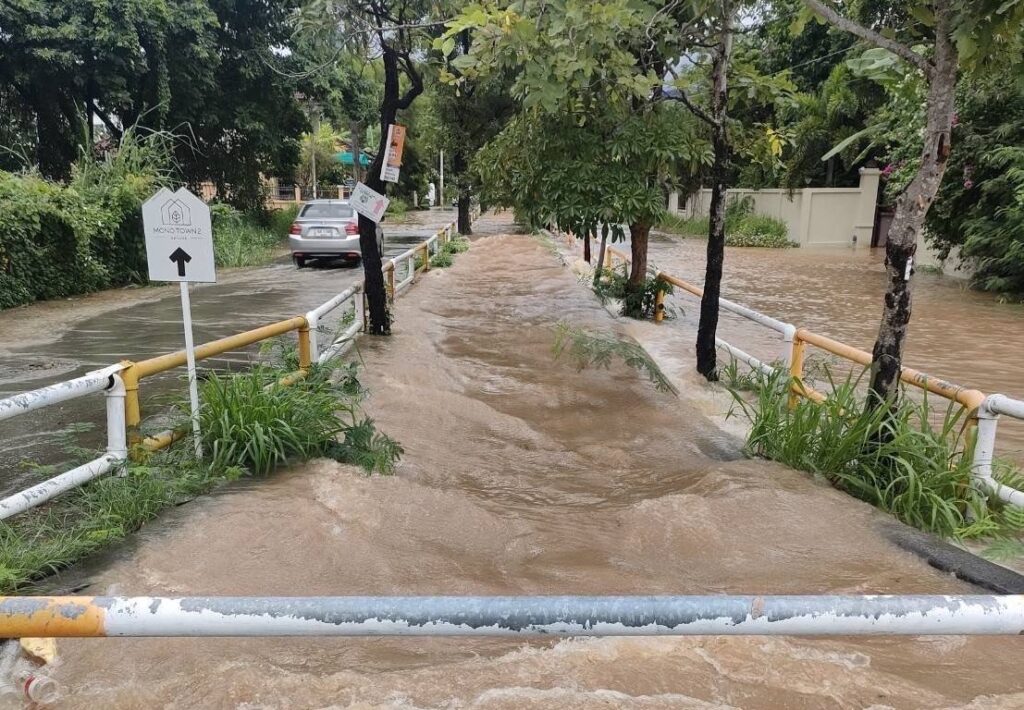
[974,394,1024,507]
[305,283,364,365]
[4,594,1024,637]
[0,364,128,519]
[0,220,460,519]
[566,236,1024,508]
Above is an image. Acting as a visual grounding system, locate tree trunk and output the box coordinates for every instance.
[583,231,591,263]
[360,45,422,335]
[594,230,608,284]
[628,222,650,286]
[454,151,472,234]
[868,13,957,406]
[457,194,472,234]
[695,7,733,382]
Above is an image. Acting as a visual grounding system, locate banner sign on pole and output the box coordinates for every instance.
[141,187,215,458]
[381,124,406,183]
[350,182,389,223]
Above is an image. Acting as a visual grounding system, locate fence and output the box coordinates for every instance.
[0,221,460,520]
[597,241,1024,508]
[675,167,881,248]
[3,595,1024,637]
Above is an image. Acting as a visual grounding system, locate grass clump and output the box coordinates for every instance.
[430,251,454,268]
[0,452,245,594]
[268,204,300,236]
[445,235,471,254]
[0,354,401,593]
[199,358,402,476]
[593,265,672,320]
[727,366,1024,543]
[428,235,470,269]
[210,203,284,267]
[658,196,796,248]
[553,324,678,395]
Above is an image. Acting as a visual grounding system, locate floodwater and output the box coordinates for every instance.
[47,217,1024,707]
[0,211,459,497]
[645,233,1024,458]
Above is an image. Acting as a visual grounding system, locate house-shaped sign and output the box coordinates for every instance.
[142,187,217,283]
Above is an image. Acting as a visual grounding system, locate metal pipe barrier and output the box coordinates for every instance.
[589,236,1024,506]
[0,365,128,520]
[2,595,1023,637]
[0,220,461,519]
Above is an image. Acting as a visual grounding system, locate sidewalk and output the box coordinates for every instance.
[49,217,1024,708]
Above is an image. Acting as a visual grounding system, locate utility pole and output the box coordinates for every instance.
[310,104,320,200]
[439,150,445,209]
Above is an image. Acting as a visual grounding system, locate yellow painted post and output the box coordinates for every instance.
[297,320,312,370]
[120,361,143,454]
[386,265,395,300]
[654,282,666,323]
[788,336,806,409]
[604,248,612,271]
[422,243,430,272]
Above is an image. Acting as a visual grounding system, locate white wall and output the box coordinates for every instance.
[676,168,882,248]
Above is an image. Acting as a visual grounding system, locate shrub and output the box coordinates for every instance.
[389,198,409,218]
[593,265,672,320]
[658,212,707,236]
[268,204,300,236]
[728,213,795,248]
[0,129,169,309]
[727,366,1024,541]
[445,235,470,254]
[430,251,454,268]
[196,356,402,476]
[658,197,794,248]
[210,203,282,267]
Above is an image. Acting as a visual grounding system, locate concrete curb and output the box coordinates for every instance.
[880,520,1024,594]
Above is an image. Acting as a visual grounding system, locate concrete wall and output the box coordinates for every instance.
[675,168,881,248]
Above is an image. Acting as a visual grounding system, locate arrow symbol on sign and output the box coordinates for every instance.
[169,247,192,277]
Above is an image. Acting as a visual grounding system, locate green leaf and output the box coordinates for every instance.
[909,5,936,26]
[820,125,879,162]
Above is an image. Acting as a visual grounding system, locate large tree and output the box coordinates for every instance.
[302,0,433,335]
[445,0,712,298]
[429,21,517,234]
[0,0,304,204]
[803,0,1024,405]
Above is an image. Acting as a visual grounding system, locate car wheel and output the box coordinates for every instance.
[293,256,307,268]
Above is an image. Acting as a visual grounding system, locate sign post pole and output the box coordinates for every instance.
[142,187,216,460]
[178,282,203,458]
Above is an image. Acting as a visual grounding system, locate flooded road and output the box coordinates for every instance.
[645,233,1024,458]
[0,210,459,496]
[48,218,1024,708]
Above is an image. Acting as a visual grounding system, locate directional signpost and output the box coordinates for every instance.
[142,187,216,458]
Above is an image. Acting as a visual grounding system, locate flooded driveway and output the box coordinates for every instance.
[0,210,459,496]
[47,220,1024,708]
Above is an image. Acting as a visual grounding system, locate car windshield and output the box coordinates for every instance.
[300,203,354,219]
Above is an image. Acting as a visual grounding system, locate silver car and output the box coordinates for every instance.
[288,199,383,268]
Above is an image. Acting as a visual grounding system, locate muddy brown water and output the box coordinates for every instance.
[644,234,1024,458]
[46,218,1024,708]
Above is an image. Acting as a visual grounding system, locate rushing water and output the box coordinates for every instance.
[645,233,1024,458]
[48,217,1024,707]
